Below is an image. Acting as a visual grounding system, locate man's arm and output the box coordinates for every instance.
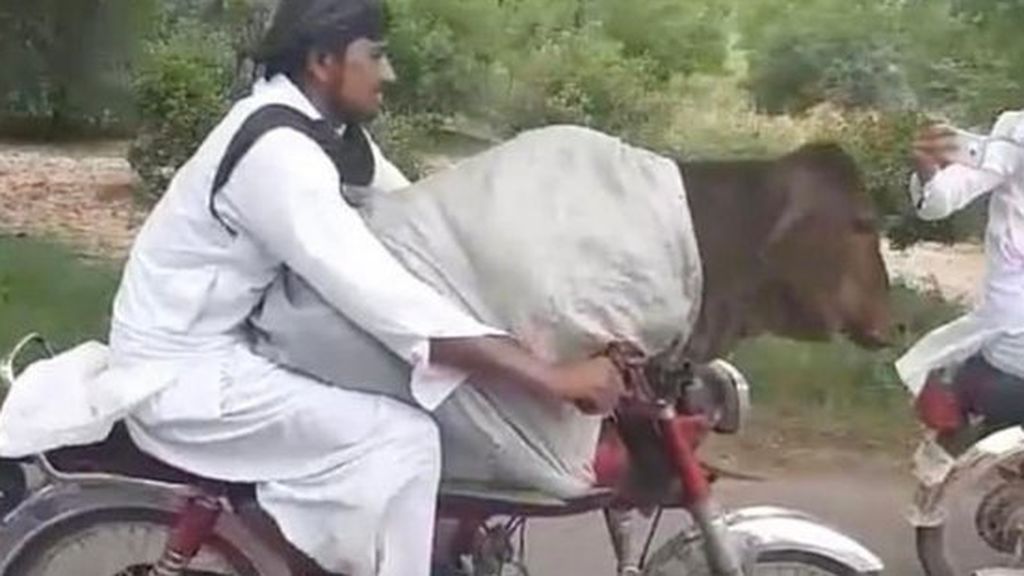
[431,337,624,413]
[910,164,1004,221]
[910,123,1019,220]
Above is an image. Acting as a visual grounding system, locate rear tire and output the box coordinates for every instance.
[8,509,259,576]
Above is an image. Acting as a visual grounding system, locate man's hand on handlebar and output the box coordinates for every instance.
[429,336,629,414]
[550,356,627,415]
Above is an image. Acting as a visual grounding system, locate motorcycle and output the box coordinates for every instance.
[0,333,883,576]
[911,367,1024,576]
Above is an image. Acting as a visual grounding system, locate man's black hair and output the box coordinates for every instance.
[256,0,384,81]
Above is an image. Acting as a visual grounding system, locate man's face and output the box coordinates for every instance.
[317,38,395,123]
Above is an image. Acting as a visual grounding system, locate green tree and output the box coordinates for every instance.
[383,0,731,124]
[938,0,1024,122]
[384,0,504,116]
[592,0,731,77]
[0,0,158,137]
[738,0,1024,124]
[739,0,916,114]
[127,0,272,200]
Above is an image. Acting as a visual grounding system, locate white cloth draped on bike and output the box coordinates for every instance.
[251,125,704,497]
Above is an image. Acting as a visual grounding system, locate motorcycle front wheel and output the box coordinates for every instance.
[644,532,872,576]
[7,509,259,576]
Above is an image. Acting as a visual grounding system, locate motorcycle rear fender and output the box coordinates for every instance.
[0,478,288,575]
[909,427,1024,528]
[727,506,884,574]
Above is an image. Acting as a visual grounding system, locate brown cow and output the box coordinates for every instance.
[679,142,892,361]
[619,142,892,497]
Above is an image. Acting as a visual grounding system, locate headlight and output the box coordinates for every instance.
[687,359,751,435]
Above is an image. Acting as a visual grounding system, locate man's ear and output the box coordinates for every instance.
[305,50,326,83]
[306,49,342,84]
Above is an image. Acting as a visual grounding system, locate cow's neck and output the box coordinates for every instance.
[678,160,783,362]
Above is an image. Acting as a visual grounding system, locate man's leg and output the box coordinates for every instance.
[127,351,441,576]
[233,501,333,574]
[954,355,1024,432]
[257,404,441,576]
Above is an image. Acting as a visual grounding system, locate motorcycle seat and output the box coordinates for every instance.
[45,422,250,498]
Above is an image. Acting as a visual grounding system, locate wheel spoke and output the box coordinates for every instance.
[17,520,243,576]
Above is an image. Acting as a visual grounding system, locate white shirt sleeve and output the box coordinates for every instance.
[217,128,502,408]
[910,165,1005,221]
[910,114,1024,221]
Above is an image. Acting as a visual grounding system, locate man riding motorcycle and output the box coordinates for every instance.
[900,112,1024,436]
[94,1,626,574]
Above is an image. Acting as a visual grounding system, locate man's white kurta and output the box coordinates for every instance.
[898,111,1024,394]
[0,75,497,450]
[0,74,499,576]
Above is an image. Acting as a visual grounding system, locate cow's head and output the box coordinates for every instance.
[755,143,892,348]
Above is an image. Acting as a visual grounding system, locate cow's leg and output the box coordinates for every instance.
[956,356,1024,432]
[234,498,337,575]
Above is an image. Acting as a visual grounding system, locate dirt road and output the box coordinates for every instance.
[884,240,985,305]
[0,141,140,258]
[525,460,1006,575]
[524,468,915,575]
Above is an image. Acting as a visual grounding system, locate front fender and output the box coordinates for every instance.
[0,478,288,575]
[909,427,1024,528]
[726,506,884,574]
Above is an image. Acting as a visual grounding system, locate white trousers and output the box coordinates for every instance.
[125,347,440,576]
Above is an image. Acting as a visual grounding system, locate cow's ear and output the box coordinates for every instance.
[789,142,863,194]
[791,142,854,167]
[761,163,814,256]
[761,196,811,258]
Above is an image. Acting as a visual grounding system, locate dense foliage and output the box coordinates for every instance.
[0,0,158,137]
[4,0,1023,242]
